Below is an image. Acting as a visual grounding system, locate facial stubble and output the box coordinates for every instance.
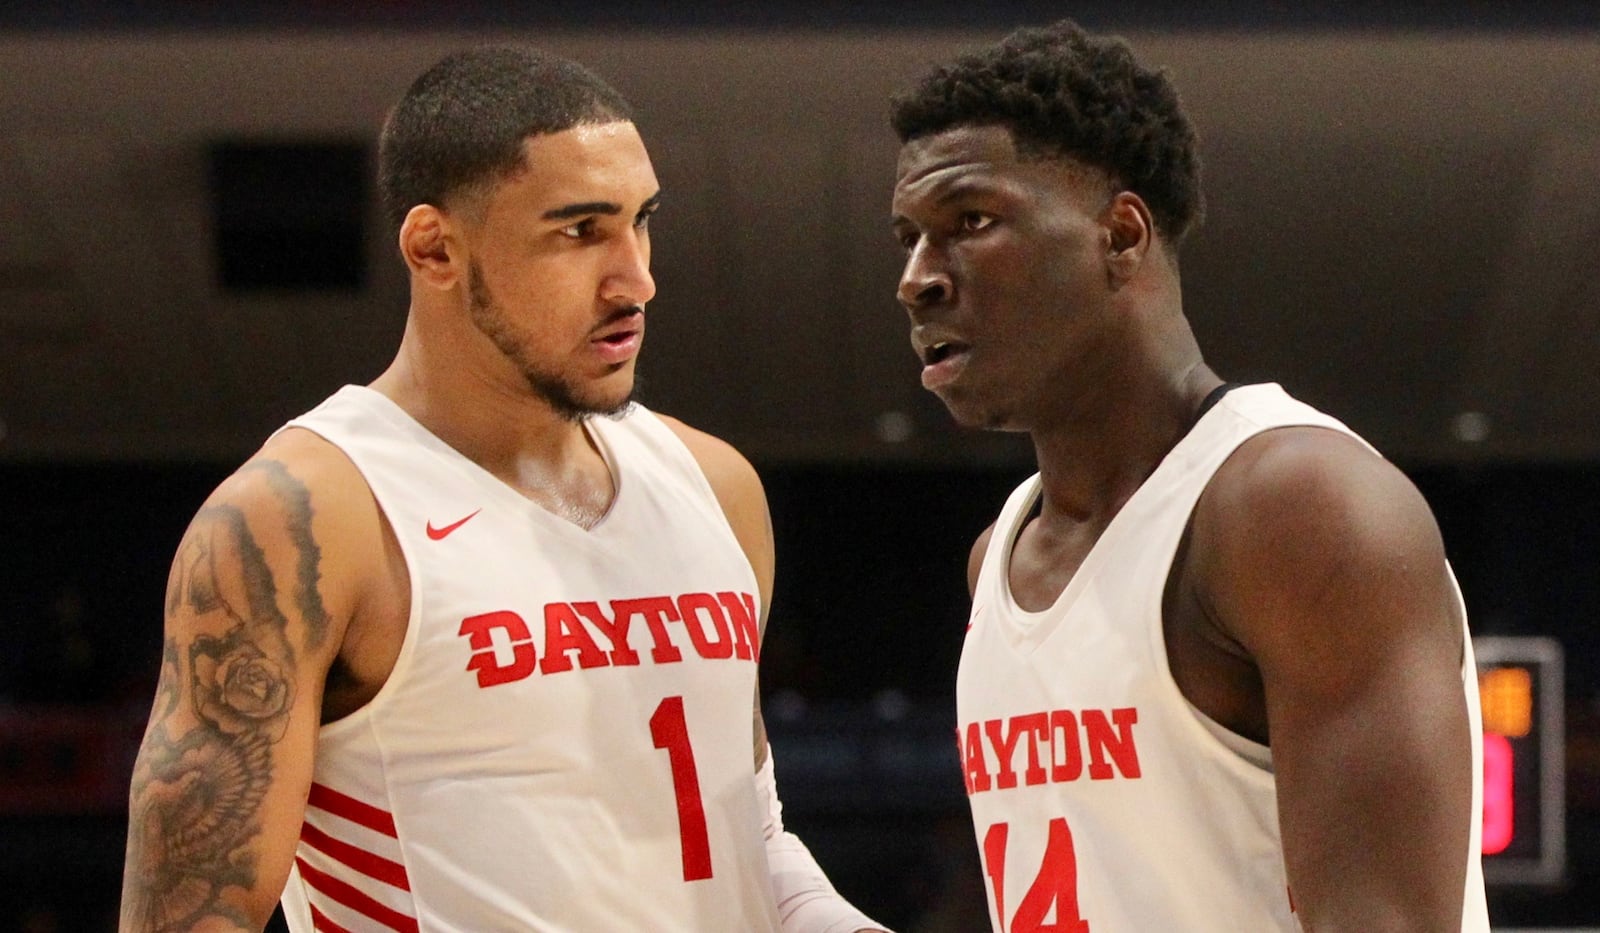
[466,258,635,422]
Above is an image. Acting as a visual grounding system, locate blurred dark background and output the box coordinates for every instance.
[2,1,1599,930]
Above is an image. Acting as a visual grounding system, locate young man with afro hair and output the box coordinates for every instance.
[890,21,1490,931]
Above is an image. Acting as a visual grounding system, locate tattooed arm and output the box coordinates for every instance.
[120,433,382,932]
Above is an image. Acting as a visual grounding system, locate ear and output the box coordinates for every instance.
[1103,191,1154,286]
[398,204,463,291]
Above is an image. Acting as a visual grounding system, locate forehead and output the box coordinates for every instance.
[892,124,1101,215]
[495,120,658,209]
[892,125,1024,204]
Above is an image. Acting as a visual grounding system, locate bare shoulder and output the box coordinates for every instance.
[1192,424,1459,689]
[221,426,371,518]
[654,412,769,537]
[204,427,386,633]
[1198,426,1445,584]
[653,412,774,604]
[655,412,761,496]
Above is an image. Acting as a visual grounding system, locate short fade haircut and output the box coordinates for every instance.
[891,20,1203,245]
[378,45,634,230]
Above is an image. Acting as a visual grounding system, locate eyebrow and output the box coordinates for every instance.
[890,177,1003,226]
[543,201,620,220]
[542,191,662,221]
[932,177,1005,206]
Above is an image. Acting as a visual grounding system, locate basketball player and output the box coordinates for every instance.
[888,22,1491,931]
[119,46,886,932]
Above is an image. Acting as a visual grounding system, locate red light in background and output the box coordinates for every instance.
[1482,732,1514,855]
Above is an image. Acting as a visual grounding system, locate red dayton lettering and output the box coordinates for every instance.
[958,707,1142,795]
[459,611,537,687]
[458,592,760,688]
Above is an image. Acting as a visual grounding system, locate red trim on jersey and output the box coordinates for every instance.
[296,856,419,933]
[300,822,411,891]
[307,782,399,837]
[309,902,354,933]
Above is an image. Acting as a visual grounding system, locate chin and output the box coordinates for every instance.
[584,372,640,417]
[940,400,996,431]
[595,371,639,410]
[571,385,635,420]
[939,395,1023,433]
[593,391,637,418]
[933,387,986,427]
[524,370,635,422]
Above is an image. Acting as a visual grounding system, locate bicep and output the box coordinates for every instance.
[122,458,350,931]
[1202,431,1472,928]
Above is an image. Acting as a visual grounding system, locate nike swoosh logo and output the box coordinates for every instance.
[426,509,482,540]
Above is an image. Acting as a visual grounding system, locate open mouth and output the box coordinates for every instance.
[924,340,968,366]
[590,310,644,364]
[919,339,970,390]
[592,307,643,343]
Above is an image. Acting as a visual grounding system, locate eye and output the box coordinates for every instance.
[633,194,662,231]
[959,211,995,233]
[560,218,597,239]
[894,227,919,252]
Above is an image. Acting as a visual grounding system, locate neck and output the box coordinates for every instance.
[371,315,600,485]
[1029,313,1221,528]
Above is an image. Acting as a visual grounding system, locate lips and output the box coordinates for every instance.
[921,343,971,390]
[590,308,644,365]
[911,326,971,390]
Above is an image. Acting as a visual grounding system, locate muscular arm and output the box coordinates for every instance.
[120,437,371,932]
[1194,427,1473,931]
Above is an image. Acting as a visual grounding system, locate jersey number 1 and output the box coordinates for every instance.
[982,819,1091,931]
[651,695,714,881]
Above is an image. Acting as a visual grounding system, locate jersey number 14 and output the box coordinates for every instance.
[983,819,1091,931]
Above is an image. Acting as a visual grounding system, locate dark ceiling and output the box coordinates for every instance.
[4,0,1599,32]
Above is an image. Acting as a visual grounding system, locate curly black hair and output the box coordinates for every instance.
[891,20,1203,244]
[378,46,634,231]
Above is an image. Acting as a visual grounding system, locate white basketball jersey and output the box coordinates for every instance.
[957,383,1490,932]
[275,386,779,932]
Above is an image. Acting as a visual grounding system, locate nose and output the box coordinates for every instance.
[896,238,951,314]
[602,226,656,307]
